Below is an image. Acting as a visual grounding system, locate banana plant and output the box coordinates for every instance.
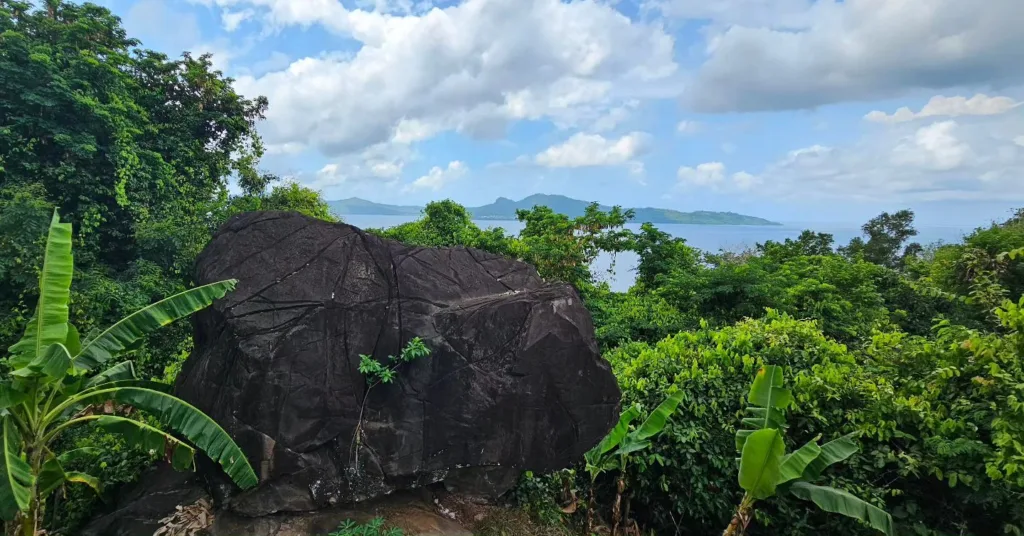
[724,365,893,536]
[584,389,684,535]
[0,211,257,536]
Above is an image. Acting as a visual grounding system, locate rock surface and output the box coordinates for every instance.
[174,211,621,517]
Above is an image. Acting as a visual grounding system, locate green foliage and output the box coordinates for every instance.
[328,518,403,536]
[632,222,700,290]
[605,310,1021,536]
[516,203,635,287]
[227,181,338,223]
[357,337,430,386]
[728,365,893,535]
[374,200,522,258]
[584,285,693,352]
[582,390,683,532]
[840,210,920,269]
[920,213,1024,305]
[506,470,576,528]
[0,0,269,407]
[758,231,837,263]
[0,212,255,536]
[584,391,683,482]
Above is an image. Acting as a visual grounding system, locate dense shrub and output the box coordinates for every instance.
[606,312,883,535]
[604,308,1024,536]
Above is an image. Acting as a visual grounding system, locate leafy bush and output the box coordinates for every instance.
[0,212,256,536]
[606,312,879,535]
[606,308,1023,536]
[328,518,403,536]
[726,365,892,536]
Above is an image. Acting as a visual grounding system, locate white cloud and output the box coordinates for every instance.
[682,0,1024,112]
[535,132,650,168]
[744,116,1024,202]
[222,9,255,31]
[226,0,676,156]
[866,94,1021,124]
[676,162,758,192]
[890,121,972,171]
[677,162,725,185]
[403,161,468,192]
[1015,136,1024,147]
[676,120,701,135]
[731,171,762,190]
[309,142,413,191]
[592,100,639,132]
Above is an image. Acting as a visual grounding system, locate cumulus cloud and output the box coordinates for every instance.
[676,161,758,191]
[223,0,676,156]
[890,121,972,171]
[402,161,468,192]
[535,132,650,168]
[309,142,412,191]
[677,162,725,185]
[866,94,1021,124]
[681,0,1024,112]
[749,118,1024,202]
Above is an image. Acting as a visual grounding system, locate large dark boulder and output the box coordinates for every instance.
[175,211,620,517]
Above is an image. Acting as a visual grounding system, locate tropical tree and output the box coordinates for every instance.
[0,211,257,536]
[725,365,893,536]
[840,210,920,269]
[584,389,684,535]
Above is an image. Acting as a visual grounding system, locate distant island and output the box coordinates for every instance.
[328,194,781,226]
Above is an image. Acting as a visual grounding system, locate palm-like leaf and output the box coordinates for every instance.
[73,280,237,372]
[0,382,28,412]
[83,361,137,390]
[63,387,257,489]
[736,365,792,451]
[0,417,33,521]
[8,210,73,368]
[587,404,640,463]
[738,428,784,500]
[95,416,196,471]
[802,433,859,481]
[13,342,72,382]
[788,481,894,536]
[777,439,821,485]
[38,456,102,497]
[748,366,793,410]
[634,390,684,440]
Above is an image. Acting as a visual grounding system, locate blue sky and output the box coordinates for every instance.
[96,0,1024,227]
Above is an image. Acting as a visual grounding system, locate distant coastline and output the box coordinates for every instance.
[328,194,781,226]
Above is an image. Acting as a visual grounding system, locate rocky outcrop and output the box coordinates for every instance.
[174,212,621,517]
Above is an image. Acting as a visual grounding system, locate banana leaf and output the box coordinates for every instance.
[66,387,257,489]
[73,280,237,372]
[9,211,73,367]
[0,417,33,520]
[738,428,784,500]
[788,481,893,536]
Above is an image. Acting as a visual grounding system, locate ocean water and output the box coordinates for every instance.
[342,214,970,292]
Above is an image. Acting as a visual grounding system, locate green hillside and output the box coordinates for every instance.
[329,194,780,225]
